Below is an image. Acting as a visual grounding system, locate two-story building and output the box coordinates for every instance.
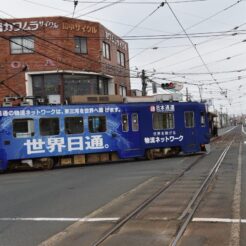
[0,16,130,104]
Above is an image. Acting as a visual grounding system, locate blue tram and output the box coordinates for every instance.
[0,100,210,171]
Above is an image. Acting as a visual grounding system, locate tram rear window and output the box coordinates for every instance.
[152,113,174,130]
[65,117,84,134]
[88,116,106,133]
[200,112,206,127]
[132,113,139,132]
[185,111,195,128]
[13,118,34,138]
[122,114,129,132]
[40,118,59,136]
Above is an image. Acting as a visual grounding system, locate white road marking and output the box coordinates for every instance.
[242,125,246,135]
[0,217,120,222]
[229,142,242,246]
[193,218,246,223]
[222,126,237,135]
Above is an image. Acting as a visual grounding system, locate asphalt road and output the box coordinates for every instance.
[0,154,195,246]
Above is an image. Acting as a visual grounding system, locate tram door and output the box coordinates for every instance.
[183,111,198,152]
[121,112,141,155]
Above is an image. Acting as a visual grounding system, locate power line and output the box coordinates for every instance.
[0,66,27,97]
[122,2,165,36]
[152,39,246,70]
[162,0,236,100]
[129,0,243,61]
[11,29,245,41]
[21,0,69,14]
[75,0,126,17]
[153,68,246,75]
[64,0,209,4]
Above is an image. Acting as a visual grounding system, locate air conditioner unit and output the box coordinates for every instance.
[48,95,61,105]
[2,102,12,107]
[21,101,30,106]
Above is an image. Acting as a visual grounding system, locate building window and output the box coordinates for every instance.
[40,118,60,136]
[185,111,195,128]
[10,36,34,54]
[65,117,84,134]
[119,85,127,96]
[102,42,110,60]
[32,74,109,102]
[88,116,107,133]
[13,118,34,138]
[32,74,61,98]
[98,78,108,95]
[153,113,174,130]
[74,37,87,54]
[64,74,108,99]
[117,50,125,67]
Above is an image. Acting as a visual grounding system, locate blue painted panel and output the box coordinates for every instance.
[0,101,210,170]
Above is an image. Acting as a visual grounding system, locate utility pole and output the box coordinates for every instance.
[141,69,147,96]
[198,84,203,102]
[186,87,189,101]
[220,105,223,128]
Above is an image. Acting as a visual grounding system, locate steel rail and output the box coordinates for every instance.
[91,154,206,246]
[170,140,234,246]
[92,128,237,246]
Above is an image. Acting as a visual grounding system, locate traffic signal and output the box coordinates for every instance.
[161,82,175,90]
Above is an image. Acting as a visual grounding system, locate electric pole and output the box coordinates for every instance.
[141,69,147,96]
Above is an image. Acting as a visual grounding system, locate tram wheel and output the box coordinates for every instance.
[146,149,155,160]
[42,158,54,170]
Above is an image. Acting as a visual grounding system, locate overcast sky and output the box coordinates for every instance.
[1,0,246,115]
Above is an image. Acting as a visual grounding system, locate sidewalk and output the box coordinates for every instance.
[210,126,237,142]
[217,126,236,136]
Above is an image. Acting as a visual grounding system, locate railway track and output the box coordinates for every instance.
[89,131,236,245]
[39,127,240,246]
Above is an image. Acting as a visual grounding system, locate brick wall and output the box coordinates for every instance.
[0,16,130,103]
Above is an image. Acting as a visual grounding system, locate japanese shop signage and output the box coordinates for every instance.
[62,22,98,33]
[105,30,127,51]
[0,20,59,32]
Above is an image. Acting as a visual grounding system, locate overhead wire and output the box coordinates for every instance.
[75,0,126,18]
[142,22,246,69]
[122,2,165,36]
[153,39,246,70]
[162,0,229,97]
[129,0,244,62]
[63,0,210,4]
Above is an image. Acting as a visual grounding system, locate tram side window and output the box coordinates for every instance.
[122,114,129,132]
[40,118,60,136]
[200,112,206,127]
[153,113,174,130]
[185,111,195,128]
[132,113,139,132]
[88,116,106,133]
[65,117,84,134]
[13,118,34,138]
